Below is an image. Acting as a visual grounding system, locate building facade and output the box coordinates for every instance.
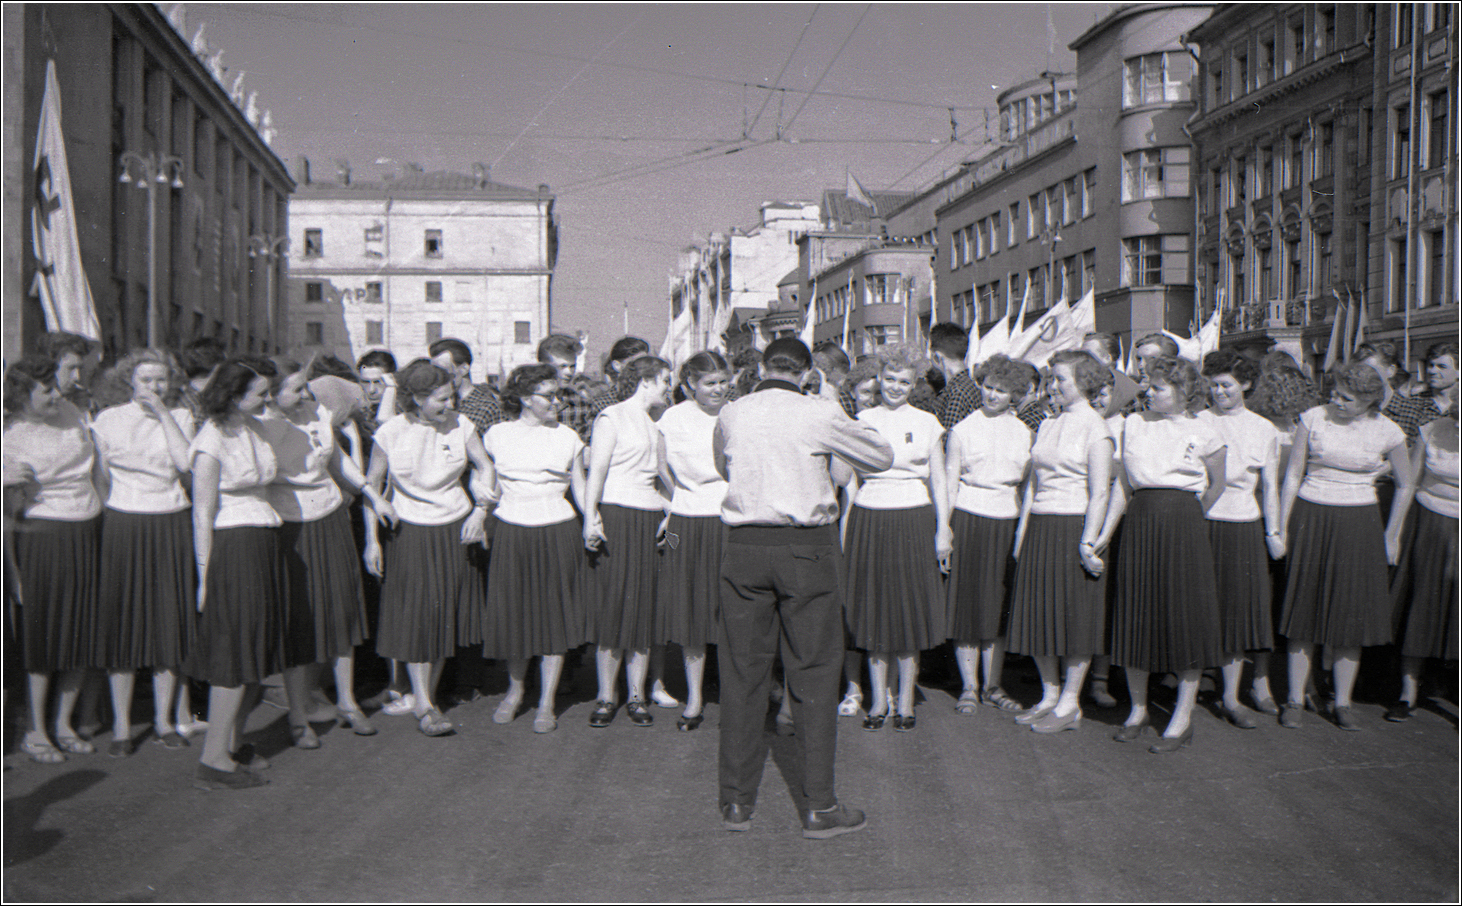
[807,242,936,354]
[7,3,292,360]
[284,160,557,380]
[1188,3,1456,371]
[935,3,1215,354]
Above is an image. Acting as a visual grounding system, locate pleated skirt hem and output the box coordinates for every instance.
[98,509,196,669]
[585,504,659,650]
[1390,505,1459,661]
[655,514,724,647]
[484,517,587,659]
[1207,519,1274,654]
[843,505,944,653]
[946,510,1016,643]
[184,526,290,687]
[1280,499,1392,648]
[377,517,487,662]
[1007,514,1104,657]
[280,505,368,663]
[14,516,102,672]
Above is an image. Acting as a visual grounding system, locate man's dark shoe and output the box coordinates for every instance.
[721,802,753,831]
[801,803,867,839]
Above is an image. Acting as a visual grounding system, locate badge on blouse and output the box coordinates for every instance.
[905,432,913,444]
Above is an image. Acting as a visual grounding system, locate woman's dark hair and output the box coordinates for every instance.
[35,331,96,363]
[1049,349,1111,402]
[1331,361,1386,412]
[396,358,453,415]
[502,363,558,418]
[4,355,59,414]
[1354,340,1409,389]
[973,354,1039,397]
[606,336,651,372]
[180,337,227,379]
[309,354,357,381]
[356,350,397,373]
[679,350,730,391]
[615,355,671,400]
[1201,349,1258,387]
[269,356,304,391]
[1134,332,1180,358]
[1145,355,1208,413]
[1251,352,1322,421]
[197,356,277,424]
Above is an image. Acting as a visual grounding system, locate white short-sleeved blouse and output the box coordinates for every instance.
[1030,404,1113,516]
[484,420,584,526]
[1296,406,1406,506]
[1121,412,1225,494]
[2,400,101,521]
[373,412,475,526]
[595,400,664,512]
[1198,407,1279,522]
[658,400,727,518]
[261,400,345,523]
[949,409,1031,519]
[1416,418,1459,518]
[190,418,281,529]
[853,404,943,509]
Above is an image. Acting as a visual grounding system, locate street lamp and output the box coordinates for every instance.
[248,234,288,352]
[119,151,185,348]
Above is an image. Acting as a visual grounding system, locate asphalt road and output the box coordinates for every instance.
[4,655,1458,903]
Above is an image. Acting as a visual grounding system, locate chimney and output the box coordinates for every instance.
[334,158,351,186]
[293,155,310,185]
[471,163,489,188]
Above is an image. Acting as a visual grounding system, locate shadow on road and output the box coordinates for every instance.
[3,769,107,867]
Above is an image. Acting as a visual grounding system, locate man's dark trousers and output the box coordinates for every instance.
[717,526,843,813]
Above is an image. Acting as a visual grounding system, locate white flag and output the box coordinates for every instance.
[1195,302,1222,360]
[1011,288,1096,368]
[31,61,100,340]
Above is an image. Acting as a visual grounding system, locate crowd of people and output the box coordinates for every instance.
[2,323,1456,803]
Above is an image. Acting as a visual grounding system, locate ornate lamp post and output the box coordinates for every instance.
[118,151,185,348]
[248,234,288,351]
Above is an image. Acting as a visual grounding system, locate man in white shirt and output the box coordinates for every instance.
[712,338,892,839]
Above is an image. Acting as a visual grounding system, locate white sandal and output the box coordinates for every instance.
[380,692,417,716]
[837,691,863,717]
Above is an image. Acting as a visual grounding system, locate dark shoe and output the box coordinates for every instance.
[589,700,617,728]
[1252,694,1280,715]
[230,744,270,770]
[626,700,653,727]
[1279,702,1304,729]
[108,738,134,758]
[1220,704,1258,730]
[676,712,704,731]
[194,763,268,791]
[154,731,190,749]
[862,710,886,731]
[1088,680,1118,708]
[802,803,867,839]
[893,713,916,732]
[721,802,753,832]
[1385,701,1413,722]
[1112,720,1149,743]
[1333,704,1361,731]
[1148,725,1194,754]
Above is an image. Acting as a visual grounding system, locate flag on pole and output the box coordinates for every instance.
[1194,302,1222,360]
[1321,290,1345,372]
[842,274,853,353]
[847,170,876,212]
[576,330,589,375]
[1010,288,1097,368]
[1163,328,1203,363]
[799,277,818,348]
[31,60,100,340]
[964,317,982,373]
[1349,286,1368,354]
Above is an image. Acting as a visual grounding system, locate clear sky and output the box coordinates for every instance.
[187,2,1118,364]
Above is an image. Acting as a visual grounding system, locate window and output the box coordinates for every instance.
[1082,170,1096,217]
[425,322,443,344]
[864,325,900,348]
[1233,156,1247,205]
[974,221,986,260]
[1317,122,1334,176]
[425,281,442,303]
[1027,193,1042,238]
[304,282,324,303]
[1045,187,1061,230]
[1258,145,1274,197]
[1123,51,1193,107]
[303,229,323,258]
[1258,248,1274,300]
[1424,230,1446,307]
[1259,37,1275,87]
[1396,5,1413,47]
[1008,273,1025,314]
[1287,18,1306,73]
[515,321,532,344]
[960,227,972,265]
[1122,235,1191,286]
[364,224,384,258]
[424,229,442,258]
[950,234,960,271]
[365,282,383,304]
[1207,164,1224,214]
[1062,177,1078,224]
[1287,240,1302,300]
[1428,90,1449,169]
[989,213,1001,255]
[1232,50,1249,100]
[365,320,383,345]
[1319,6,1335,55]
[1209,61,1224,108]
[1060,255,1077,303]
[1287,134,1305,188]
[1393,105,1411,179]
[1008,202,1020,245]
[1029,266,1047,309]
[1122,147,1191,201]
[1389,237,1407,311]
[1232,256,1246,305]
[305,322,324,345]
[866,274,895,306]
[1318,232,1333,291]
[1082,249,1096,295]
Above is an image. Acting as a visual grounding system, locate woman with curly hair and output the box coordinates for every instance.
[91,348,197,754]
[481,363,588,734]
[1250,351,1323,469]
[582,355,673,728]
[3,355,104,764]
[841,342,951,731]
[185,357,290,789]
[1277,362,1414,731]
[944,354,1037,715]
[364,359,492,738]
[1006,350,1114,735]
[1103,355,1227,752]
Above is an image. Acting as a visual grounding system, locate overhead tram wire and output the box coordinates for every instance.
[557,138,778,194]
[746,3,819,138]
[780,2,872,134]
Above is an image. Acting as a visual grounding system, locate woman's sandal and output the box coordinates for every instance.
[418,709,454,737]
[837,691,864,717]
[983,687,1023,713]
[493,695,523,725]
[337,708,378,736]
[54,735,95,755]
[22,738,66,764]
[290,722,322,750]
[533,712,558,734]
[954,691,980,714]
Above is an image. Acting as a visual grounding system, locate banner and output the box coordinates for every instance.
[1010,288,1097,368]
[31,60,100,340]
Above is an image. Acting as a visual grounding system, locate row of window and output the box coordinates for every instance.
[812,274,903,323]
[947,170,1098,272]
[301,227,444,259]
[302,280,489,305]
[1122,51,1195,109]
[300,320,535,347]
[1121,147,1190,202]
[1000,87,1075,141]
[1208,6,1339,108]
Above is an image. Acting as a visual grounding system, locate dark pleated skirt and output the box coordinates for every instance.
[843,505,944,652]
[1007,514,1105,658]
[280,505,368,663]
[1207,519,1274,654]
[655,514,725,647]
[377,517,487,662]
[946,510,1016,643]
[484,517,586,659]
[1280,499,1392,648]
[585,504,659,650]
[1109,489,1222,673]
[98,509,196,670]
[13,516,102,672]
[184,526,290,688]
[1390,505,1459,661]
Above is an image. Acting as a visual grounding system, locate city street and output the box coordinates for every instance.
[4,657,1457,903]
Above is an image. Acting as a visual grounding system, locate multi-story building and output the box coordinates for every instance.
[1188,3,1456,370]
[935,3,1215,353]
[667,202,820,352]
[807,241,936,353]
[6,3,291,359]
[284,159,557,380]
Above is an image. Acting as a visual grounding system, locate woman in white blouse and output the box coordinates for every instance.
[655,351,732,730]
[1278,362,1414,731]
[365,359,492,739]
[582,356,673,728]
[262,359,396,746]
[1199,350,1286,728]
[480,364,588,734]
[3,356,104,764]
[92,349,197,755]
[944,354,1037,714]
[1006,350,1113,735]
[186,357,290,789]
[841,343,951,731]
[1387,401,1459,721]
